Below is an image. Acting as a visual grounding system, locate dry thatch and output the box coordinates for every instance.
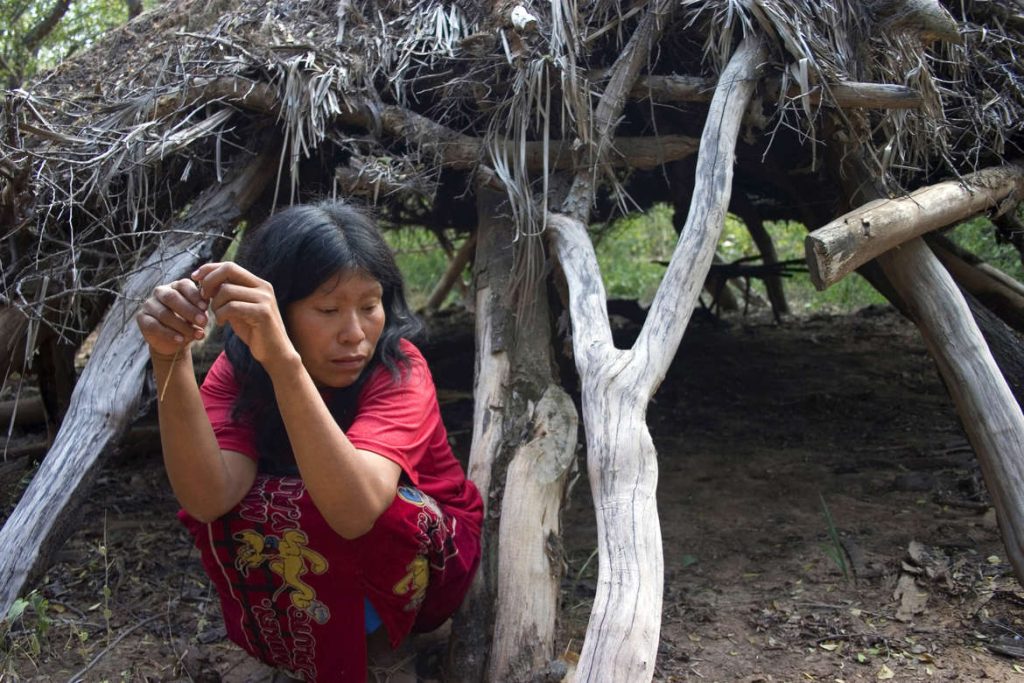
[1,0,1022,341]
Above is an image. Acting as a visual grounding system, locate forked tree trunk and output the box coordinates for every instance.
[0,146,277,616]
[549,38,765,681]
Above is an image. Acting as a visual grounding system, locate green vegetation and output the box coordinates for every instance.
[818,493,850,581]
[1,590,51,674]
[1,0,148,87]
[383,205,1023,317]
[384,227,470,310]
[592,205,1024,314]
[591,205,887,313]
[947,214,1024,282]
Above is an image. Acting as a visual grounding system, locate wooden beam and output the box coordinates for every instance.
[0,145,277,617]
[805,165,1024,290]
[628,74,922,109]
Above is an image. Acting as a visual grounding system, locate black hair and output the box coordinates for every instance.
[224,201,424,474]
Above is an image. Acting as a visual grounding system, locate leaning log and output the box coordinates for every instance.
[877,239,1024,579]
[423,234,477,312]
[550,36,764,681]
[928,234,1024,333]
[0,146,276,616]
[805,164,1024,290]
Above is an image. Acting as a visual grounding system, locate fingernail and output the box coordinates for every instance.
[194,329,205,340]
[198,300,208,310]
[195,313,207,325]
[174,334,184,343]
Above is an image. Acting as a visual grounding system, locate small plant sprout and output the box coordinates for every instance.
[819,493,850,581]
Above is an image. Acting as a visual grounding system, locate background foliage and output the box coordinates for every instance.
[1,0,147,87]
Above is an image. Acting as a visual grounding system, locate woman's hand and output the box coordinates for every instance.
[192,262,297,368]
[136,278,209,361]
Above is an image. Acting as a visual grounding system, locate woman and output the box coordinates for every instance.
[136,202,483,681]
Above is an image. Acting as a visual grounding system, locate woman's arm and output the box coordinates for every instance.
[265,353,401,539]
[152,350,257,520]
[137,278,256,521]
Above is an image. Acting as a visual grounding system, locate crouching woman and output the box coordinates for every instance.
[136,202,483,681]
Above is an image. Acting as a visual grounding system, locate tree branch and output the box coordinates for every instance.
[561,0,676,219]
[23,0,74,55]
[633,37,766,398]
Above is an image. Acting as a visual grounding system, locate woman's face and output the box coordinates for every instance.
[285,269,386,388]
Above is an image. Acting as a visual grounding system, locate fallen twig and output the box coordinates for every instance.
[67,614,162,682]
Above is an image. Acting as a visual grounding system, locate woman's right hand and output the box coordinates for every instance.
[136,278,209,361]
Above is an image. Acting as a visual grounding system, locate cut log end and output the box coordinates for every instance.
[804,235,831,292]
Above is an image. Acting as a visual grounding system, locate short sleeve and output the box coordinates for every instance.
[345,344,441,486]
[200,352,259,461]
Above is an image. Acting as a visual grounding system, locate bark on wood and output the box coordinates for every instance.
[963,290,1024,409]
[874,0,962,43]
[0,146,276,616]
[22,0,73,55]
[447,191,513,682]
[549,38,765,682]
[562,0,677,219]
[805,165,1024,290]
[732,193,789,317]
[878,240,1024,581]
[489,336,577,682]
[0,306,30,386]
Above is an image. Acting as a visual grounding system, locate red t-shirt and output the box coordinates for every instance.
[201,339,481,538]
[188,340,482,680]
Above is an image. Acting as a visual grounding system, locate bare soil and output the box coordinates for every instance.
[3,306,1023,682]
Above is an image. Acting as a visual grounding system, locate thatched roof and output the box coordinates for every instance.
[1,0,1022,337]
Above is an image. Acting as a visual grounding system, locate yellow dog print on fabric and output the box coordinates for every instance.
[234,528,331,623]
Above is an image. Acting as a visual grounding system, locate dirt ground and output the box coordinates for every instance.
[3,305,1023,682]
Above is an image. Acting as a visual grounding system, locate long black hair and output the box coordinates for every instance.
[224,201,424,474]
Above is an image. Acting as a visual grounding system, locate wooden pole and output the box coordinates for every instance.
[0,146,277,616]
[878,240,1024,578]
[423,233,477,312]
[805,164,1024,290]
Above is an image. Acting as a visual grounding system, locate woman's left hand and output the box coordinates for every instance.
[192,262,298,369]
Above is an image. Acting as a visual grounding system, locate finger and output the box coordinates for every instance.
[194,262,266,298]
[142,299,205,341]
[208,282,275,316]
[153,284,209,329]
[136,309,199,345]
[170,278,208,311]
[211,299,281,333]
